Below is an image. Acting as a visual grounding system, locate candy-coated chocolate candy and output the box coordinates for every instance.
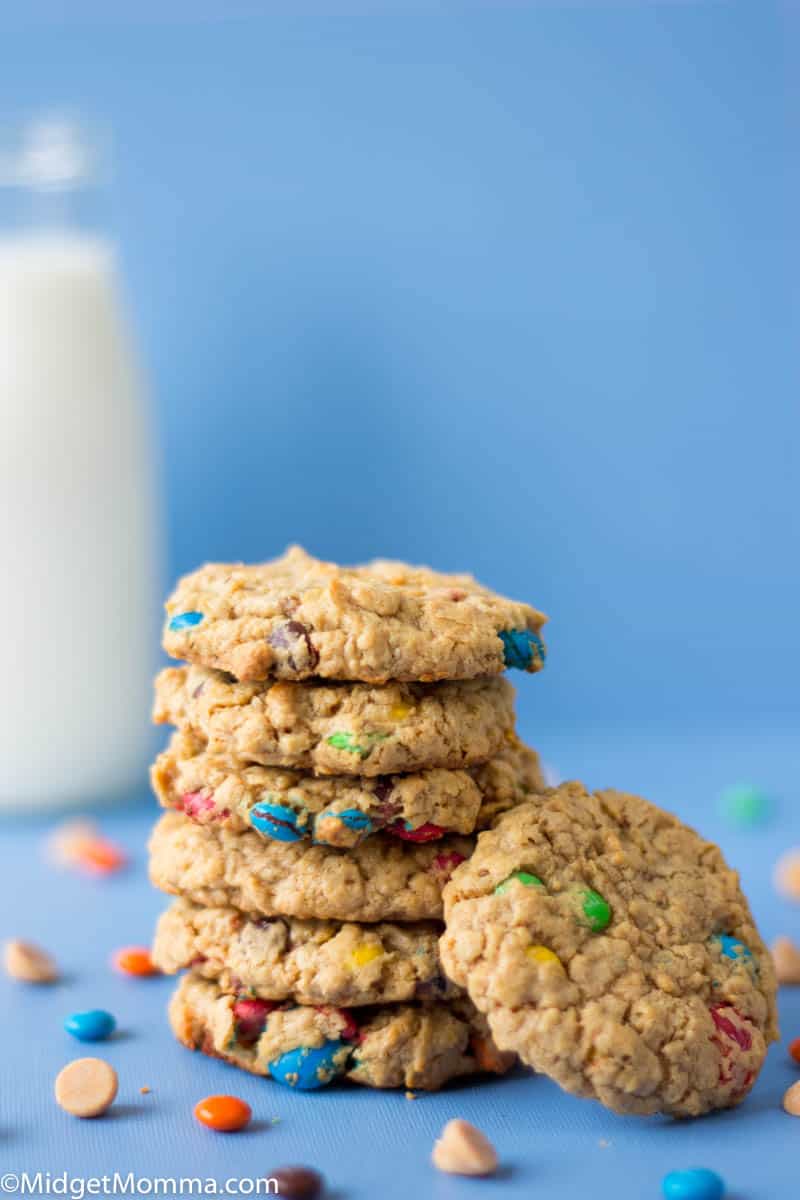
[64,1009,116,1042]
[661,1167,725,1200]
[168,611,204,632]
[526,945,562,968]
[499,628,546,671]
[268,1166,324,1200]
[74,838,127,874]
[789,1036,800,1065]
[335,808,374,833]
[719,783,771,827]
[389,702,413,721]
[269,1040,349,1089]
[568,884,611,932]
[233,997,276,1044]
[712,934,753,964]
[194,1094,252,1132]
[180,790,216,820]
[325,731,387,758]
[388,822,445,843]
[112,946,158,977]
[249,801,304,842]
[494,870,545,895]
[431,851,466,881]
[349,943,383,969]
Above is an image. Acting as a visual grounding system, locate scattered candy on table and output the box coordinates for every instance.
[113,946,159,976]
[771,936,800,985]
[54,1057,118,1118]
[431,1118,498,1177]
[789,1038,800,1066]
[194,1094,252,1132]
[64,1009,117,1042]
[783,1081,800,1116]
[47,817,127,875]
[268,1166,324,1200]
[774,849,800,900]
[718,782,772,827]
[661,1167,725,1200]
[4,938,59,983]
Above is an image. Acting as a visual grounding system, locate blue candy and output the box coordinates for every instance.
[64,1009,116,1042]
[499,628,546,671]
[336,808,374,833]
[249,801,304,842]
[662,1168,725,1200]
[268,1040,349,1090]
[168,611,203,632]
[713,934,753,964]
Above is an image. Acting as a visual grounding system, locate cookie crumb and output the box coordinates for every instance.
[432,1118,498,1177]
[774,850,800,900]
[772,936,800,985]
[4,938,59,983]
[405,1090,416,1100]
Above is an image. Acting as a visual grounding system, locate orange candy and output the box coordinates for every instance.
[194,1094,252,1132]
[789,1037,800,1066]
[77,839,127,874]
[112,946,158,977]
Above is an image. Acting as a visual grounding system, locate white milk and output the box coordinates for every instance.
[0,146,159,808]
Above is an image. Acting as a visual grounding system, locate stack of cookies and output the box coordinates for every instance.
[148,545,547,1091]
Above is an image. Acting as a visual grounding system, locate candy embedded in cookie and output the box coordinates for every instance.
[440,783,778,1118]
[499,629,546,672]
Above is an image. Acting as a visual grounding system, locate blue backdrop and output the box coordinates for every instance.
[2,1,796,729]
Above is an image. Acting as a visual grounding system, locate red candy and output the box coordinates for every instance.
[710,1004,755,1100]
[314,1005,360,1042]
[388,822,445,843]
[233,997,277,1044]
[180,791,228,822]
[431,851,466,881]
[790,1037,800,1066]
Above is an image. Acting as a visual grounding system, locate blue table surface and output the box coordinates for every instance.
[1,719,798,1199]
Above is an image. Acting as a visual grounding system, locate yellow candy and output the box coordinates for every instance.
[389,703,413,721]
[504,729,520,747]
[526,945,562,968]
[349,944,383,969]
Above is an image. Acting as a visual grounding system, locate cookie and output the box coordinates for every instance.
[169,972,513,1091]
[163,545,546,683]
[154,665,515,776]
[440,783,778,1117]
[149,810,472,924]
[151,730,543,850]
[153,900,458,1006]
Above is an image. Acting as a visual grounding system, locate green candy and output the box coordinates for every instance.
[494,870,545,895]
[569,884,611,932]
[325,731,388,759]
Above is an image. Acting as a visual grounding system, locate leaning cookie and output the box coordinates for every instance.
[154,666,516,776]
[163,544,546,683]
[153,900,459,1007]
[151,730,544,850]
[440,783,778,1118]
[149,810,472,924]
[170,972,514,1091]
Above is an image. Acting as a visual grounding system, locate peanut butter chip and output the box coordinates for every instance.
[771,936,800,985]
[431,1118,498,1177]
[55,1058,118,1118]
[4,939,59,983]
[783,1081,800,1116]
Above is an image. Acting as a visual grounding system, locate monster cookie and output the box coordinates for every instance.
[153,900,459,1006]
[154,665,516,776]
[440,783,778,1117]
[151,730,544,850]
[149,810,471,923]
[170,972,513,1091]
[163,545,546,683]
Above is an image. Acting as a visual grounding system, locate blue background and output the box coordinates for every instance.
[1,0,797,732]
[2,4,799,1198]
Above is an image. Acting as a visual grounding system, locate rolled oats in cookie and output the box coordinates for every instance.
[440,782,778,1117]
[163,545,546,683]
[154,666,516,776]
[151,729,543,850]
[169,972,513,1092]
[152,900,459,1006]
[149,810,471,924]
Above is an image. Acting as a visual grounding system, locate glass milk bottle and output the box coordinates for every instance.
[0,117,159,809]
